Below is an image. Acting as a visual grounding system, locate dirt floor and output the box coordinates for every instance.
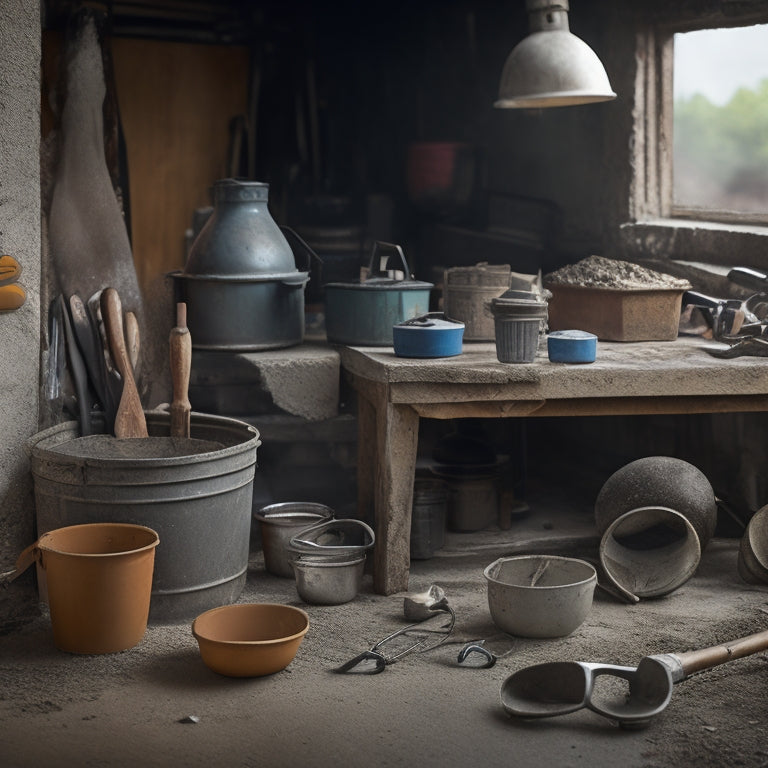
[2,501,768,768]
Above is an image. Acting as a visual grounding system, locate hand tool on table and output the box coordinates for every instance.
[705,336,768,358]
[169,302,191,439]
[100,287,148,438]
[726,267,768,330]
[500,626,768,727]
[58,295,92,436]
[681,290,748,340]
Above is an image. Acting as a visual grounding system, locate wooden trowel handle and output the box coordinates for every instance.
[169,302,191,438]
[677,627,768,677]
[101,287,148,438]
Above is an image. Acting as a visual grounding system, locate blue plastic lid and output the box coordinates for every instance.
[548,330,597,341]
[395,312,465,330]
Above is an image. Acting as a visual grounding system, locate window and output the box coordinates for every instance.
[617,7,768,270]
[673,25,768,219]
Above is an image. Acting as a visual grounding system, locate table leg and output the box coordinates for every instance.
[355,392,376,526]
[353,375,420,596]
[373,400,419,595]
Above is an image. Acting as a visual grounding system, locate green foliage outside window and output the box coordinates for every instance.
[674,80,768,214]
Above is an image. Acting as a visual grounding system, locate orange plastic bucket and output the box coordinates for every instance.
[15,523,159,654]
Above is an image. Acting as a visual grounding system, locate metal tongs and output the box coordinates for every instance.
[334,585,456,674]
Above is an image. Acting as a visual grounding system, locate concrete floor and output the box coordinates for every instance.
[2,501,768,768]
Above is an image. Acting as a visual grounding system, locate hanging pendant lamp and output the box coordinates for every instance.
[495,0,616,109]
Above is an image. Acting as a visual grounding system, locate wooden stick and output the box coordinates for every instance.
[677,627,768,676]
[169,302,191,439]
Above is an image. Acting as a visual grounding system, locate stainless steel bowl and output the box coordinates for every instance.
[290,553,366,605]
[288,518,375,558]
[254,502,334,578]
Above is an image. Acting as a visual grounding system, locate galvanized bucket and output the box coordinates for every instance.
[27,411,260,623]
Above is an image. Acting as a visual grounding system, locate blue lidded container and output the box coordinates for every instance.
[393,313,464,358]
[547,330,597,364]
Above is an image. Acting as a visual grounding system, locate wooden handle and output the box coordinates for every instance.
[101,287,147,438]
[125,311,140,373]
[678,627,768,677]
[169,302,191,438]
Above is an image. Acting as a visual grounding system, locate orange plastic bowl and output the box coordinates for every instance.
[192,603,309,677]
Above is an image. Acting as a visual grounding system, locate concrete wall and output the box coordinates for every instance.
[0,0,42,628]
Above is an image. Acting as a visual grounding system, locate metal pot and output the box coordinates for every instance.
[324,242,433,346]
[253,502,334,578]
[290,551,366,605]
[171,179,310,351]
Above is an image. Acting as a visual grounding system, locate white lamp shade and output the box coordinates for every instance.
[495,29,616,108]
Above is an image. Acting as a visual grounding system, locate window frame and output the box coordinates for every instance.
[618,4,768,270]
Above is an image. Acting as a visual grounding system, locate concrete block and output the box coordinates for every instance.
[189,342,340,421]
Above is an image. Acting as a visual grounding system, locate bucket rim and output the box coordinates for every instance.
[27,412,261,468]
[38,522,160,557]
[483,554,597,590]
[254,502,334,525]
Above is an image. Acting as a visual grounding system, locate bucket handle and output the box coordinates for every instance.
[0,541,41,585]
[280,225,321,273]
[366,241,412,282]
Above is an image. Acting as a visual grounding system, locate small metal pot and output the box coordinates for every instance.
[253,502,334,578]
[290,552,366,605]
[324,242,433,346]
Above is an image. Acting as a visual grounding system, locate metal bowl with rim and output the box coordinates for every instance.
[289,550,366,605]
[288,518,375,557]
[483,555,597,638]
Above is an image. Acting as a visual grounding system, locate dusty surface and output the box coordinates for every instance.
[337,336,768,396]
[2,497,768,768]
[544,255,692,290]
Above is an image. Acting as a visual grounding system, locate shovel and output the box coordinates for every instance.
[500,626,768,727]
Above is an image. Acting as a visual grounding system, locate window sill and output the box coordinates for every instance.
[617,219,768,270]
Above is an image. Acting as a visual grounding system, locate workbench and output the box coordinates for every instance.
[337,336,768,595]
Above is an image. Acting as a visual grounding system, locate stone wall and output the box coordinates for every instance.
[0,0,42,629]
